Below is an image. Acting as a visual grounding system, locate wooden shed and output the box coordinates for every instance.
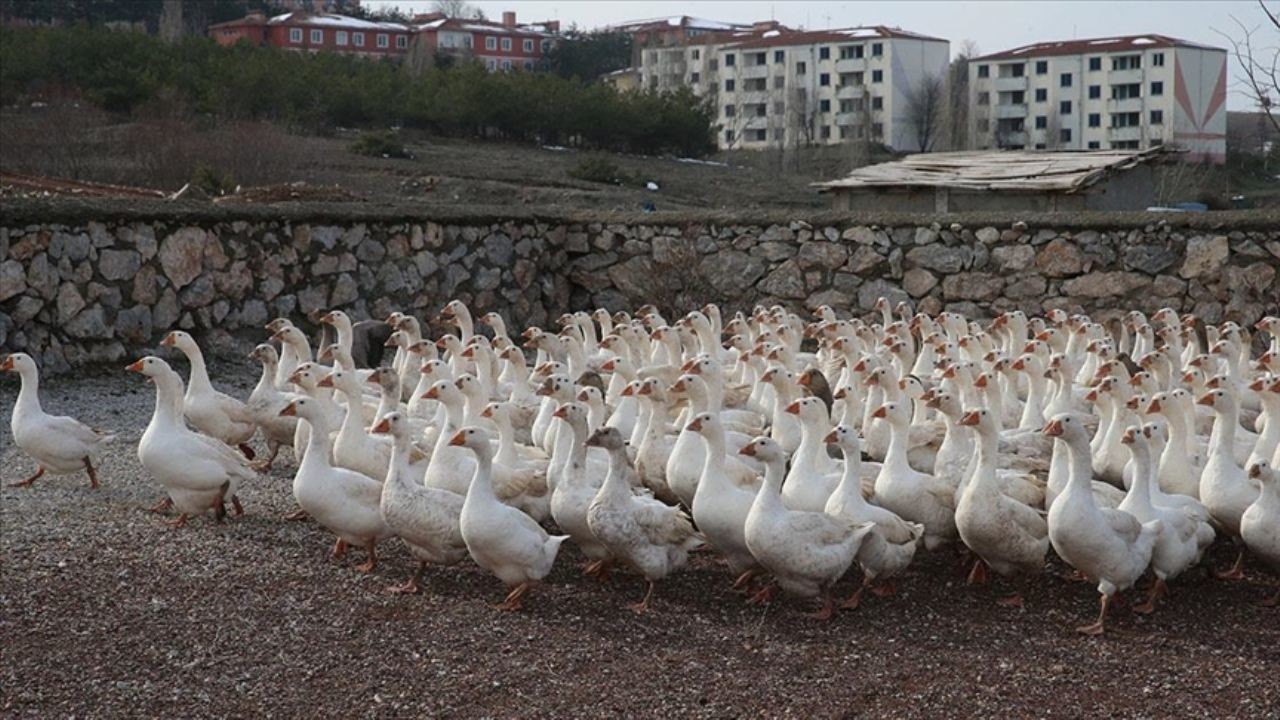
[815,149,1170,212]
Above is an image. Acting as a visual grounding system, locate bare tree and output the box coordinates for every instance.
[1216,1,1279,133]
[431,0,485,20]
[903,72,945,152]
[1044,111,1063,150]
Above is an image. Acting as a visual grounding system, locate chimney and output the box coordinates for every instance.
[502,11,516,27]
[545,20,560,33]
[751,20,781,33]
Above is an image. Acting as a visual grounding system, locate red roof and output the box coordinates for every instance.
[725,26,945,50]
[974,34,1222,62]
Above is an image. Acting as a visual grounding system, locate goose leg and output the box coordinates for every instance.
[9,466,45,488]
[746,583,778,605]
[166,513,190,529]
[493,582,531,611]
[1216,547,1246,581]
[231,495,244,516]
[805,591,836,621]
[1132,578,1166,614]
[841,576,871,611]
[731,568,759,593]
[1075,593,1111,636]
[147,497,173,514]
[626,580,656,614]
[387,562,426,595]
[870,578,898,597]
[83,458,100,489]
[283,508,309,521]
[967,558,990,586]
[331,538,348,559]
[354,541,378,573]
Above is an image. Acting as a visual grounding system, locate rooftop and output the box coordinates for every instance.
[725,25,946,50]
[610,16,752,33]
[814,148,1173,193]
[975,34,1223,62]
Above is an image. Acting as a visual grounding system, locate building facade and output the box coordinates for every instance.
[968,35,1227,163]
[209,10,556,70]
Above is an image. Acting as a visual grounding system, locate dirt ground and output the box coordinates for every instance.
[2,365,1278,718]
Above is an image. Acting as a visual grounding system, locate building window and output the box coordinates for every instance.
[486,36,497,50]
[541,39,551,53]
[335,30,348,46]
[819,99,831,113]
[753,129,766,142]
[524,39,534,53]
[871,122,883,139]
[1035,88,1047,102]
[1111,111,1140,127]
[773,127,784,141]
[820,125,831,139]
[1060,128,1072,143]
[1150,109,1164,125]
[501,38,512,51]
[796,61,806,75]
[774,75,785,89]
[977,91,990,106]
[310,29,323,44]
[724,104,736,117]
[353,32,364,46]
[840,71,863,86]
[1059,100,1072,115]
[1035,115,1047,129]
[1060,72,1072,87]
[377,33,388,48]
[872,42,883,57]
[752,51,766,65]
[289,27,303,43]
[523,60,533,71]
[839,45,864,60]
[754,104,766,117]
[724,79,735,92]
[1088,85,1101,99]
[396,35,407,49]
[691,48,700,60]
[691,72,700,84]
[977,64,989,78]
[774,50,785,63]
[1150,81,1163,96]
[1112,55,1141,70]
[1087,141,1101,149]
[819,47,830,60]
[1111,83,1141,99]
[486,58,497,71]
[1035,60,1048,75]
[1152,52,1165,67]
[725,129,735,143]
[773,100,784,115]
[871,96,883,110]
[1088,113,1101,127]
[819,72,830,86]
[871,69,883,83]
[1089,57,1101,71]
[502,59,512,70]
[724,53,735,66]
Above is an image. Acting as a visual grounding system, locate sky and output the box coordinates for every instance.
[368,1,1272,110]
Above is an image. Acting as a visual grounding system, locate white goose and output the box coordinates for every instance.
[161,330,257,458]
[1241,461,1280,607]
[246,344,297,471]
[4,353,114,489]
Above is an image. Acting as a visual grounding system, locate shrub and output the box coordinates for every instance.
[568,156,621,184]
[349,130,409,159]
[190,163,235,195]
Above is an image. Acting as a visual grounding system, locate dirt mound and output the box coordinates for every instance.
[0,171,165,199]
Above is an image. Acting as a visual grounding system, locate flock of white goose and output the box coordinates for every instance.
[5,300,1280,634]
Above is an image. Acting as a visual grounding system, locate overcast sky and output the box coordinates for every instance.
[369,1,1270,110]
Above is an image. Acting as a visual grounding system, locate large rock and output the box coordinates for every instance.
[858,278,909,310]
[158,227,206,289]
[753,241,796,262]
[606,256,655,299]
[484,233,514,266]
[56,283,85,323]
[115,304,153,344]
[98,249,141,281]
[1061,271,1149,298]
[1035,239,1086,277]
[797,242,848,270]
[65,305,110,339]
[26,253,58,300]
[1179,235,1229,279]
[757,259,806,299]
[132,266,158,304]
[1124,245,1178,275]
[902,268,938,297]
[153,288,180,330]
[942,273,1004,301]
[330,273,359,306]
[0,259,26,301]
[906,245,970,274]
[50,232,91,262]
[1005,274,1048,299]
[698,251,765,296]
[844,245,885,274]
[805,289,853,310]
[179,274,216,308]
[991,245,1035,272]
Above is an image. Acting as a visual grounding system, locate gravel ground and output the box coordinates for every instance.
[3,363,1278,719]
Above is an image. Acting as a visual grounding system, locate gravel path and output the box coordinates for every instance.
[3,364,1278,718]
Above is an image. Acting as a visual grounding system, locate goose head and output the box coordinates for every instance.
[278,397,319,419]
[159,330,198,354]
[448,426,492,456]
[318,309,352,333]
[264,317,294,334]
[2,352,35,374]
[551,401,590,433]
[823,424,862,456]
[371,367,400,394]
[535,374,575,402]
[871,401,910,427]
[1042,412,1090,443]
[370,411,409,440]
[125,355,173,381]
[959,407,999,436]
[585,426,626,451]
[248,343,279,366]
[785,396,829,424]
[738,435,785,463]
[1248,460,1275,489]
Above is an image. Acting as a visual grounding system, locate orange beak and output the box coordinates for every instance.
[601,359,617,372]
[785,401,802,415]
[1084,389,1099,402]
[638,384,653,396]
[320,312,336,324]
[959,411,980,426]
[621,385,636,397]
[823,429,838,444]
[384,336,398,348]
[448,430,466,446]
[280,402,298,417]
[671,379,687,392]
[1196,393,1214,407]
[423,387,440,400]
[552,406,568,419]
[159,332,177,347]
[125,359,144,373]
[366,373,381,386]
[1121,428,1137,444]
[1147,399,1162,413]
[1043,419,1064,437]
[833,387,848,400]
[317,375,335,388]
[288,370,305,385]
[738,442,756,457]
[686,418,704,432]
[481,407,494,418]
[1249,378,1265,392]
[680,358,696,372]
[269,331,287,343]
[371,418,391,434]
[974,375,988,389]
[797,373,812,387]
[872,405,888,419]
[461,347,475,358]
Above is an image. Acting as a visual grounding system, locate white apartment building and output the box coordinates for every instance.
[969,35,1227,163]
[635,25,950,152]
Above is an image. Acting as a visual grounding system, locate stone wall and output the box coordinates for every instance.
[1,198,1277,372]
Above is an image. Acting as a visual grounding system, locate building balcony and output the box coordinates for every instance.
[993,103,1029,119]
[738,63,770,79]
[836,84,866,99]
[1107,68,1144,84]
[834,57,868,73]
[993,76,1028,92]
[742,115,770,130]
[1107,125,1143,141]
[1106,97,1144,112]
[834,112,866,126]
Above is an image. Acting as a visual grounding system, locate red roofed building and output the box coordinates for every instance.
[969,35,1227,163]
[412,11,558,72]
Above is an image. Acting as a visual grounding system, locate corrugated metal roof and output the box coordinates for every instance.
[814,149,1171,193]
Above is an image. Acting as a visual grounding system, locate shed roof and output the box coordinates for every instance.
[814,149,1170,194]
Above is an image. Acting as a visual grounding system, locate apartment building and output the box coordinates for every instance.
[614,15,752,72]
[969,35,1227,163]
[209,10,557,71]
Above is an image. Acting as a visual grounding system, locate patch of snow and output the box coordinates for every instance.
[838,28,881,38]
[542,145,571,152]
[646,182,660,191]
[1131,37,1156,45]
[763,30,780,38]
